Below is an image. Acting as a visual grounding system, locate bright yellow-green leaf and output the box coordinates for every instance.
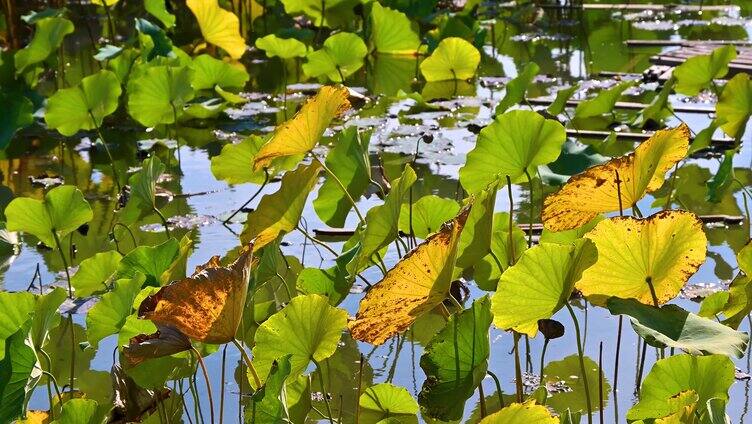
[478,402,558,424]
[419,37,480,82]
[369,3,420,55]
[576,210,707,306]
[255,34,309,59]
[253,85,350,170]
[186,0,246,59]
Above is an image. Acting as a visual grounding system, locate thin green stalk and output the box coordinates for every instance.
[565,302,593,424]
[598,341,604,424]
[312,358,334,424]
[539,339,549,380]
[232,339,262,389]
[154,207,172,240]
[513,332,523,403]
[224,169,269,224]
[315,156,365,223]
[89,115,122,192]
[220,345,227,424]
[479,381,487,418]
[191,347,215,424]
[52,230,72,297]
[487,370,505,408]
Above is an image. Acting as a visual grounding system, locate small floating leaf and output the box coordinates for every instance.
[420,37,480,82]
[360,383,419,423]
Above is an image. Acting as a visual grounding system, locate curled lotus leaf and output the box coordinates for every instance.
[122,325,192,366]
[542,124,690,232]
[137,245,256,343]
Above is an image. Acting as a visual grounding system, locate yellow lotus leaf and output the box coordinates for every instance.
[187,0,246,59]
[478,401,558,424]
[253,86,350,170]
[576,210,707,306]
[542,124,690,231]
[137,245,256,343]
[349,206,470,345]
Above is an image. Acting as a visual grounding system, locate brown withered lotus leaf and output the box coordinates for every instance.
[138,244,256,344]
[542,124,690,231]
[108,364,171,424]
[122,325,191,366]
[348,206,470,345]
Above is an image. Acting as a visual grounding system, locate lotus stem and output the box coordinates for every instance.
[232,339,262,389]
[224,169,269,224]
[355,353,364,424]
[479,381,487,417]
[315,156,365,224]
[153,207,172,240]
[487,370,505,408]
[636,339,647,396]
[565,302,593,424]
[191,347,215,424]
[52,230,73,297]
[613,316,623,395]
[614,170,623,217]
[219,346,227,424]
[505,176,516,266]
[67,313,76,394]
[513,332,523,403]
[598,341,604,424]
[312,358,335,424]
[89,112,122,192]
[539,338,549,381]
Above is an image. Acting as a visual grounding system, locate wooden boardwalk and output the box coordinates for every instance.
[650,45,752,77]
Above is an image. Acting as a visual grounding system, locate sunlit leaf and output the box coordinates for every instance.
[279,0,358,28]
[628,354,733,421]
[576,210,707,305]
[190,54,249,90]
[360,383,418,423]
[313,127,370,227]
[478,401,558,423]
[369,3,420,55]
[495,62,539,114]
[71,251,122,297]
[253,294,347,385]
[5,185,93,248]
[241,162,320,249]
[247,354,294,423]
[543,354,609,414]
[706,149,734,203]
[542,124,690,231]
[255,34,309,59]
[347,165,417,275]
[608,297,748,358]
[460,110,566,193]
[302,32,368,82]
[491,239,596,336]
[398,195,460,240]
[349,207,469,345]
[547,83,579,116]
[45,69,121,136]
[633,78,675,128]
[722,241,752,329]
[138,245,255,343]
[716,72,752,140]
[116,238,181,287]
[420,37,480,82]
[674,45,736,96]
[86,274,146,348]
[127,65,195,127]
[297,246,358,306]
[54,398,100,424]
[129,156,165,212]
[122,324,191,366]
[254,85,350,169]
[473,212,528,291]
[186,0,246,59]
[456,183,497,269]
[574,81,634,119]
[419,296,491,421]
[14,17,74,75]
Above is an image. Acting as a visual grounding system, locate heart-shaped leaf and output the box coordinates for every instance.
[420,37,480,82]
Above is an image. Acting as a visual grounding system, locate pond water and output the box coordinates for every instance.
[5,1,752,423]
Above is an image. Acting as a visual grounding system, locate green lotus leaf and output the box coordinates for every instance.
[398,195,460,240]
[255,34,309,59]
[418,296,492,421]
[706,149,734,203]
[608,297,748,358]
[495,62,539,115]
[0,293,35,360]
[44,69,121,136]
[539,215,603,245]
[716,72,752,140]
[129,156,165,214]
[474,212,528,291]
[0,91,33,149]
[14,17,74,75]
[247,354,294,423]
[369,3,420,55]
[420,37,480,82]
[29,288,66,354]
[71,251,123,297]
[674,45,736,96]
[627,354,734,421]
[456,182,497,269]
[490,239,596,336]
[86,274,146,348]
[313,127,371,227]
[297,246,358,306]
[280,0,358,28]
[190,54,249,90]
[633,78,675,127]
[211,135,269,185]
[241,162,320,249]
[698,291,729,318]
[54,398,100,424]
[574,81,634,119]
[127,65,195,127]
[543,354,609,415]
[347,164,417,275]
[116,238,180,287]
[5,185,93,248]
[0,322,40,422]
[459,110,566,193]
[252,294,348,386]
[722,241,752,328]
[370,55,415,96]
[303,32,367,82]
[547,83,579,116]
[144,0,176,28]
[478,402,558,423]
[135,18,174,61]
[360,383,418,423]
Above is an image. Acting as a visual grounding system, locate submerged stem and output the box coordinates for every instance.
[565,302,593,424]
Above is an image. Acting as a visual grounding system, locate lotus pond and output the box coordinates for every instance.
[3,0,752,423]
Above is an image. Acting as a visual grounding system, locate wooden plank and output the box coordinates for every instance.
[564,129,735,149]
[627,40,752,48]
[527,97,715,114]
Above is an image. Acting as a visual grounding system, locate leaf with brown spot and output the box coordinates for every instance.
[542,124,690,231]
[122,325,191,366]
[137,245,256,344]
[348,206,471,345]
[576,210,707,306]
[253,86,350,170]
